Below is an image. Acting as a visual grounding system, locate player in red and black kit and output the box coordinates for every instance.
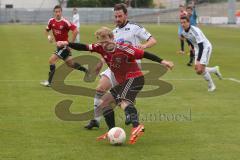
[41,5,87,87]
[57,27,174,144]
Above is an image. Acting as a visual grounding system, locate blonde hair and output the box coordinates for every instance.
[95,27,114,42]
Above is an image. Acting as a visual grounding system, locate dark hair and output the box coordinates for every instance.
[53,5,62,11]
[186,6,193,10]
[180,16,190,22]
[114,3,127,14]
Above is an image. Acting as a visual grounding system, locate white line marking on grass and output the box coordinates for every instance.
[163,78,202,81]
[227,78,240,84]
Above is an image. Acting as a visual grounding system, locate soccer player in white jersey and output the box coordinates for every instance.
[180,16,222,92]
[84,3,157,129]
[72,8,80,43]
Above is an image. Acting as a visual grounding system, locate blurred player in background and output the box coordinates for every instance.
[186,1,198,66]
[41,5,87,87]
[72,8,80,43]
[177,4,188,54]
[84,3,157,129]
[180,16,222,92]
[57,26,173,144]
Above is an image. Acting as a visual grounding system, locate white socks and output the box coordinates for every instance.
[94,91,104,122]
[203,71,214,86]
[206,66,217,74]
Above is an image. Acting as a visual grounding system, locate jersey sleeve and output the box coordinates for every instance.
[132,46,144,59]
[88,43,102,54]
[69,22,77,31]
[135,27,152,41]
[46,19,52,31]
[64,18,77,31]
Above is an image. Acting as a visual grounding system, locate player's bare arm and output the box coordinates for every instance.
[71,28,79,43]
[138,36,157,49]
[45,28,53,43]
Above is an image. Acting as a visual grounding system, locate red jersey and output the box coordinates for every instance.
[88,43,144,84]
[46,17,76,42]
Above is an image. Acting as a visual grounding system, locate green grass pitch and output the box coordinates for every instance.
[0,24,240,160]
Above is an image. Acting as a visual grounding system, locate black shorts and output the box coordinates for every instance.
[110,76,144,104]
[55,46,72,60]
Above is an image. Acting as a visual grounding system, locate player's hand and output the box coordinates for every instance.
[136,44,147,50]
[195,61,202,71]
[161,60,174,70]
[48,35,54,43]
[195,61,200,68]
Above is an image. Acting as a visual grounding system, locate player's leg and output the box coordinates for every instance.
[75,28,80,43]
[203,46,222,79]
[76,32,80,43]
[186,40,195,66]
[48,54,59,84]
[111,76,145,144]
[85,69,114,129]
[195,63,216,92]
[40,53,59,87]
[96,93,116,141]
[195,46,216,91]
[178,25,184,54]
[206,66,222,80]
[65,56,87,73]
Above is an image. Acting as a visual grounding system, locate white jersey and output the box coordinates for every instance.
[113,21,152,47]
[72,13,80,28]
[181,25,211,50]
[100,21,152,86]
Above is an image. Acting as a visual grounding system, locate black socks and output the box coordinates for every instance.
[189,49,195,64]
[48,64,55,84]
[73,63,88,73]
[103,108,115,130]
[124,104,139,128]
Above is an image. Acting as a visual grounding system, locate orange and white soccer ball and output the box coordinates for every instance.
[107,127,126,145]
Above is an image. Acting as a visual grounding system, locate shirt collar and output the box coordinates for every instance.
[185,25,191,32]
[118,20,129,29]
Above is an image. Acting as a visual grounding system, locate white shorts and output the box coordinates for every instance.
[100,60,142,87]
[100,68,118,87]
[195,44,212,66]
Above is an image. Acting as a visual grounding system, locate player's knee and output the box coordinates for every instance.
[48,58,54,64]
[96,77,111,92]
[49,56,56,65]
[66,61,73,68]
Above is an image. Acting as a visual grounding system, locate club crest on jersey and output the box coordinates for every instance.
[116,38,125,44]
[125,28,130,31]
[59,25,64,29]
[115,58,122,64]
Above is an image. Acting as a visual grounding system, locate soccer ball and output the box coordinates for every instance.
[107,127,126,145]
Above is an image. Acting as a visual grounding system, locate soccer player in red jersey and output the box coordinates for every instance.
[57,27,174,144]
[41,5,87,87]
